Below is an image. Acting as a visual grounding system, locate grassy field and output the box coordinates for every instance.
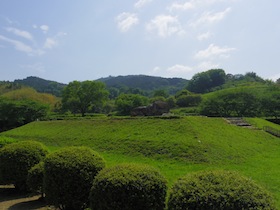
[1,116,280,207]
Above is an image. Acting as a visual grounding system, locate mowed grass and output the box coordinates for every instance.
[1,116,280,207]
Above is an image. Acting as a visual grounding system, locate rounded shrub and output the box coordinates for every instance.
[90,163,168,210]
[44,146,105,210]
[168,170,276,210]
[27,161,45,196]
[0,140,48,191]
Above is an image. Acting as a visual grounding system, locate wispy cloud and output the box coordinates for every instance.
[116,13,139,32]
[168,1,196,11]
[197,61,220,71]
[195,43,236,59]
[190,7,231,27]
[197,31,212,41]
[44,32,67,49]
[146,15,185,38]
[167,64,193,74]
[32,24,50,33]
[0,34,43,56]
[44,38,57,49]
[40,25,49,33]
[134,0,153,8]
[6,27,33,41]
[169,0,230,11]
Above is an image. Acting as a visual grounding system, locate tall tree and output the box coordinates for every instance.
[187,69,226,93]
[62,81,108,116]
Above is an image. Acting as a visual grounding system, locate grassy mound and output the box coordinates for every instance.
[1,117,280,207]
[2,117,279,164]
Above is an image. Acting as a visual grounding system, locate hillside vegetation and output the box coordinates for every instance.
[1,117,280,207]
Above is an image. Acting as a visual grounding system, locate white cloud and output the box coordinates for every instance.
[44,32,67,49]
[44,38,57,49]
[197,61,220,71]
[169,0,228,11]
[190,7,231,27]
[0,34,43,56]
[134,0,153,8]
[151,66,161,74]
[195,43,236,59]
[146,15,185,38]
[169,1,196,11]
[116,13,139,32]
[167,64,193,74]
[40,25,49,33]
[6,27,33,41]
[197,31,212,41]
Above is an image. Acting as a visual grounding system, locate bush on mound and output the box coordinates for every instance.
[44,146,105,210]
[168,170,276,210]
[90,163,168,210]
[27,161,44,196]
[0,140,48,191]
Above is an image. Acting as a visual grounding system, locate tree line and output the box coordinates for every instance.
[0,69,279,131]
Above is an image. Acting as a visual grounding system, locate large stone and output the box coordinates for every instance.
[131,101,170,116]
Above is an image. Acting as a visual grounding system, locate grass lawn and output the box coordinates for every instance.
[1,116,280,207]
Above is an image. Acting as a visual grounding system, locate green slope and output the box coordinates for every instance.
[1,117,280,207]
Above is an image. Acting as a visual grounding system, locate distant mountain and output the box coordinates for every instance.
[11,75,188,97]
[98,75,189,95]
[14,76,66,97]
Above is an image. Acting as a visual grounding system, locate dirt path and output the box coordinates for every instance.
[0,185,54,210]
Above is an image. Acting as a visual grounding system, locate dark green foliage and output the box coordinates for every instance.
[14,76,66,97]
[153,89,169,98]
[187,69,226,93]
[176,95,202,107]
[115,93,149,115]
[0,136,17,148]
[90,163,168,210]
[27,161,44,195]
[0,97,49,131]
[0,141,48,191]
[44,146,105,210]
[168,170,276,210]
[200,90,260,117]
[99,75,188,95]
[62,80,109,116]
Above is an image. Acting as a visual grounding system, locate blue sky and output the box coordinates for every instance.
[0,0,279,83]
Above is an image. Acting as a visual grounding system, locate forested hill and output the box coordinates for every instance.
[98,75,188,94]
[14,76,66,97]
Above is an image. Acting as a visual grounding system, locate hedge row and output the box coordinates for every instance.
[0,141,276,210]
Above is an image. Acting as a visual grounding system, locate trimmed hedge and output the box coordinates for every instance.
[27,161,44,195]
[168,170,276,210]
[44,146,105,210]
[0,140,48,191]
[90,163,168,210]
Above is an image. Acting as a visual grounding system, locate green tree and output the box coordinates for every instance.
[115,94,149,115]
[0,98,49,131]
[62,81,109,116]
[187,69,226,93]
[200,91,260,117]
[153,89,168,98]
